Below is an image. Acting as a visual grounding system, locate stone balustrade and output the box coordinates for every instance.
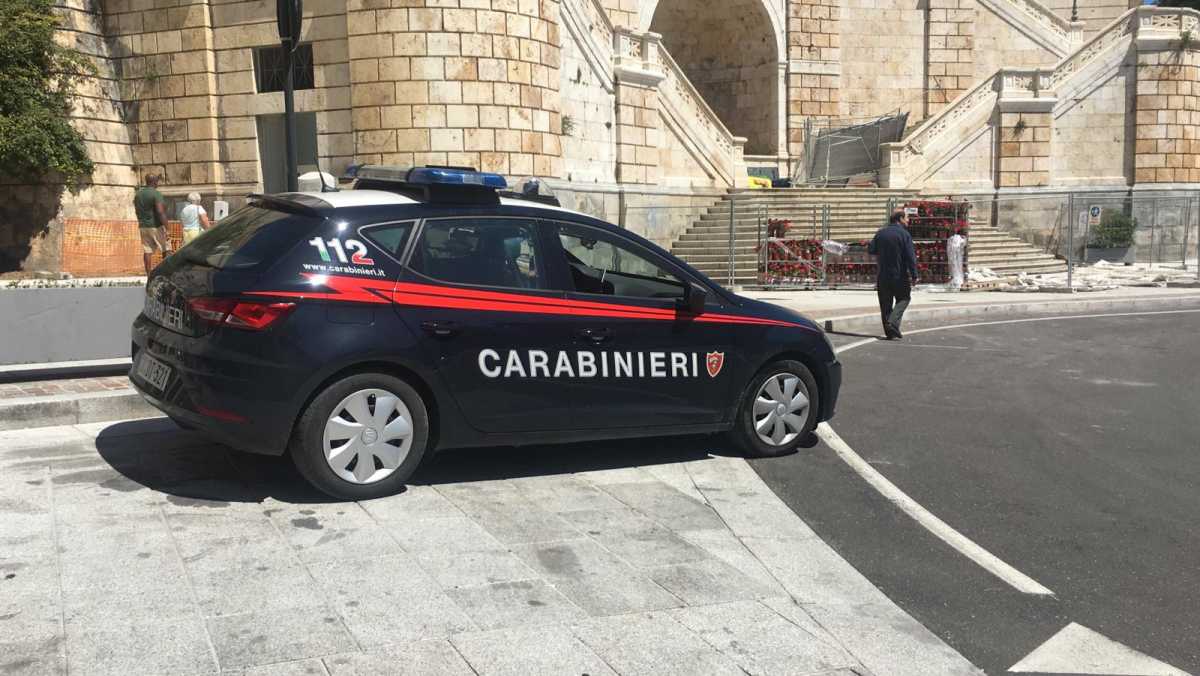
[882,6,1200,189]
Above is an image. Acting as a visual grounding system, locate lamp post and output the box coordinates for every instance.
[276,0,302,193]
[1070,0,1078,22]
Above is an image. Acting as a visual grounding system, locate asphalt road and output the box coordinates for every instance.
[752,310,1200,675]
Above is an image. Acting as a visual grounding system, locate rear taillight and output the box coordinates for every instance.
[187,297,296,331]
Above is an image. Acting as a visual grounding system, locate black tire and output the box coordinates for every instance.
[290,372,429,500]
[729,359,820,458]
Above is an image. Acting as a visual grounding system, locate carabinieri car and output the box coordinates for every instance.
[130,166,841,499]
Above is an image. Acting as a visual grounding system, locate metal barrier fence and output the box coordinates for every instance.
[944,190,1200,287]
[557,189,1200,292]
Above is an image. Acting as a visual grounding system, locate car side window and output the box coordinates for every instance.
[408,218,543,290]
[360,221,415,258]
[556,224,687,300]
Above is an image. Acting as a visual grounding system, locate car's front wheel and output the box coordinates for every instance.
[290,373,429,500]
[730,359,819,458]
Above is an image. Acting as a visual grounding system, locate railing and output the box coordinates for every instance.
[560,0,747,187]
[610,26,746,186]
[653,47,738,161]
[883,7,1199,188]
[1041,10,1138,90]
[560,0,616,91]
[989,0,1081,52]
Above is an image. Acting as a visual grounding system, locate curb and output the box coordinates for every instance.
[0,389,159,431]
[821,293,1200,335]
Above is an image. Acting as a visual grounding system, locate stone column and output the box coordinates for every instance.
[348,0,564,177]
[1132,12,1200,184]
[787,0,841,159]
[612,29,665,185]
[925,0,975,117]
[996,70,1055,188]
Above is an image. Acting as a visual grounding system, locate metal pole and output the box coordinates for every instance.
[1182,196,1191,270]
[1067,192,1074,290]
[821,204,829,286]
[727,198,736,287]
[283,42,299,193]
[1150,197,1158,268]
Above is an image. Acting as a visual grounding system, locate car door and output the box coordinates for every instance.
[393,215,576,433]
[543,220,738,428]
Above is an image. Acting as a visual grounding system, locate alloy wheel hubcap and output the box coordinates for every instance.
[753,373,810,447]
[323,388,414,485]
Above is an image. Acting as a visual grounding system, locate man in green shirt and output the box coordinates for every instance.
[133,174,171,275]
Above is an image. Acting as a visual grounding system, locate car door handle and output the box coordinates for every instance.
[575,327,612,344]
[420,321,460,338]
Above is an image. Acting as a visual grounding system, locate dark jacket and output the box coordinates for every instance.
[869,223,918,282]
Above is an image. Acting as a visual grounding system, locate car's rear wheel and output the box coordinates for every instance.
[290,373,429,500]
[730,359,819,458]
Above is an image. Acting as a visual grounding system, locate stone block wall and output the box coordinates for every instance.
[838,0,925,120]
[998,111,1052,187]
[614,81,660,184]
[210,0,352,188]
[100,0,222,191]
[347,0,563,178]
[558,23,616,184]
[972,2,1057,84]
[786,0,839,157]
[927,0,977,117]
[1052,55,1134,187]
[1134,47,1200,184]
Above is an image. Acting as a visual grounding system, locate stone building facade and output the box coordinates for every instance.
[2,0,1198,273]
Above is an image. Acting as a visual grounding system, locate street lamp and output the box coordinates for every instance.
[276,0,302,193]
[1070,0,1077,22]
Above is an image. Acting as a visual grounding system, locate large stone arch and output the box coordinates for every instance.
[644,0,785,156]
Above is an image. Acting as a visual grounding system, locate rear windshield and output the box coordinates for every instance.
[179,205,322,270]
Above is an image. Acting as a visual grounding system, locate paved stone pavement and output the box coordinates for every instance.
[0,418,981,676]
[0,377,129,401]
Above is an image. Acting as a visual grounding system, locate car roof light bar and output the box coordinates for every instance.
[353,165,508,190]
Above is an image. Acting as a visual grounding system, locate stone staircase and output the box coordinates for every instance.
[671,188,1067,285]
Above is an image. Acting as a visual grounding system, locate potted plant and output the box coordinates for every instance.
[1086,210,1137,265]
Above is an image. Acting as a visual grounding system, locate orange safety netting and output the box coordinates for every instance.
[61,219,184,277]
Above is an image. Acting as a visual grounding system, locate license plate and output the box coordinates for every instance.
[136,354,172,392]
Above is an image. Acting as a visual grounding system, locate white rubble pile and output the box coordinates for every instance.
[1,276,145,290]
[994,260,1198,292]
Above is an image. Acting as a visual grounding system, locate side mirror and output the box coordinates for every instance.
[681,281,708,315]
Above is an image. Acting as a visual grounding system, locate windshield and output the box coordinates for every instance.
[180,205,322,270]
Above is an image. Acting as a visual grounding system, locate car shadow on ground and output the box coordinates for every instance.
[93,418,812,504]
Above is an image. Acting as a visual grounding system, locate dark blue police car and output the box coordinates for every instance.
[130,166,841,499]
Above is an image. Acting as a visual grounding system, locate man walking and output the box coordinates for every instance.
[869,210,918,340]
[134,174,171,275]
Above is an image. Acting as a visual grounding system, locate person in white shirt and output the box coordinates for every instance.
[180,192,211,245]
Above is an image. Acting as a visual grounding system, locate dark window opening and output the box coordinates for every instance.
[253,44,314,93]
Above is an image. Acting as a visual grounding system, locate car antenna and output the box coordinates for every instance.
[316,163,338,192]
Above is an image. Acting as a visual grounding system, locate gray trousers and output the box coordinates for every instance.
[877,277,912,332]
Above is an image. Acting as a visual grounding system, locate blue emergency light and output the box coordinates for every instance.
[354,165,507,190]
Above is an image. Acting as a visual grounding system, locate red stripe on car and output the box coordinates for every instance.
[247,274,810,330]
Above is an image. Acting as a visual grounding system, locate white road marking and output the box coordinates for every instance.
[822,308,1200,596]
[816,423,1055,596]
[835,309,1200,357]
[1008,622,1190,675]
